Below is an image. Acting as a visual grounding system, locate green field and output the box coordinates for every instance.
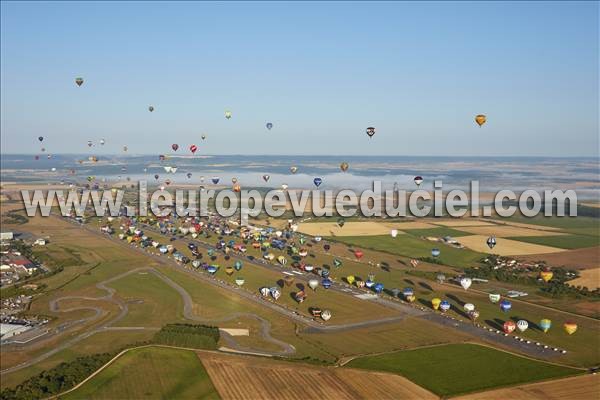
[404,227,472,238]
[508,235,600,249]
[346,343,581,397]
[330,234,485,267]
[61,346,220,400]
[495,215,600,237]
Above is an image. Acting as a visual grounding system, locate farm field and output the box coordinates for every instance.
[454,373,600,400]
[200,351,437,400]
[567,268,600,290]
[345,343,582,397]
[61,346,219,399]
[508,235,600,250]
[457,235,565,256]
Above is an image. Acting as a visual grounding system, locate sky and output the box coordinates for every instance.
[1,1,598,156]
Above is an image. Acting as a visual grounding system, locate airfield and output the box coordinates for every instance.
[1,190,599,399]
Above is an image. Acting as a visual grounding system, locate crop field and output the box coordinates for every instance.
[455,225,568,237]
[200,351,437,400]
[508,235,600,250]
[455,373,600,400]
[62,347,220,399]
[567,268,600,290]
[518,246,600,270]
[345,343,581,397]
[457,235,565,256]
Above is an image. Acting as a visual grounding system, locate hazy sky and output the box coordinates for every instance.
[1,1,598,156]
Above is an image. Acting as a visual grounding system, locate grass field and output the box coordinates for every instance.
[331,234,486,267]
[457,235,565,256]
[345,343,581,397]
[493,215,600,237]
[404,227,472,238]
[62,346,220,399]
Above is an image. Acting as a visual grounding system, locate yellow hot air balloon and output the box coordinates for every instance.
[564,322,578,335]
[406,295,416,303]
[540,270,553,282]
[475,114,486,127]
[277,255,287,265]
[346,275,355,285]
[431,298,441,310]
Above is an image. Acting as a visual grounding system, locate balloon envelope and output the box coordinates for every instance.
[313,177,322,187]
[503,320,516,334]
[564,322,578,335]
[500,299,512,312]
[489,293,501,303]
[266,122,273,130]
[475,114,486,126]
[517,320,529,332]
[460,277,472,290]
[431,298,441,310]
[540,318,552,333]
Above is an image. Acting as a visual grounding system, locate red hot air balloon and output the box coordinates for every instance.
[190,144,198,154]
[354,250,364,260]
[503,320,516,334]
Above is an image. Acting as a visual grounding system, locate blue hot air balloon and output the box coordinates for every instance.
[374,283,384,293]
[266,122,273,130]
[500,299,512,312]
[234,260,243,271]
[207,265,218,274]
[440,300,451,312]
[365,280,375,288]
[321,268,330,278]
[313,177,323,187]
[403,287,414,297]
[211,176,220,184]
[321,278,332,289]
[431,248,441,258]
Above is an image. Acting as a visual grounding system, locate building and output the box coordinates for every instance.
[0,232,13,241]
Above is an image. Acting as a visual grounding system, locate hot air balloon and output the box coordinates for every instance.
[87,140,93,147]
[308,279,319,290]
[403,288,414,298]
[262,174,270,182]
[171,144,179,151]
[431,248,441,258]
[500,299,512,312]
[149,105,155,112]
[489,293,501,303]
[366,127,375,138]
[374,283,384,293]
[487,236,497,249]
[75,77,84,87]
[414,176,423,186]
[540,269,553,283]
[517,320,529,332]
[290,166,298,174]
[281,183,289,190]
[260,287,270,297]
[211,177,220,184]
[187,172,192,179]
[340,162,349,172]
[440,300,451,312]
[233,183,241,192]
[154,174,159,180]
[469,310,480,322]
[234,260,243,271]
[225,110,232,119]
[277,256,287,266]
[406,295,416,303]
[463,303,475,312]
[410,259,419,268]
[564,321,577,335]
[321,310,332,321]
[540,319,552,333]
[294,290,306,303]
[41,147,46,152]
[503,320,516,334]
[159,155,166,161]
[270,287,281,300]
[337,218,345,228]
[235,278,245,286]
[431,298,441,310]
[207,265,218,274]
[460,277,472,290]
[333,258,342,268]
[201,134,206,140]
[100,138,105,145]
[390,229,398,238]
[354,250,364,260]
[346,275,355,285]
[266,122,273,130]
[123,145,128,152]
[313,177,322,187]
[225,266,234,275]
[38,136,44,142]
[322,278,332,289]
[190,144,198,154]
[436,274,446,284]
[475,114,486,127]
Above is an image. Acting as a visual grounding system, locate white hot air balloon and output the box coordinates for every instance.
[308,279,319,290]
[463,303,475,313]
[460,277,472,290]
[390,229,398,238]
[517,320,529,332]
[321,310,332,321]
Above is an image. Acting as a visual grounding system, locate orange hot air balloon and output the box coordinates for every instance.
[564,321,578,335]
[540,269,553,282]
[475,114,486,127]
